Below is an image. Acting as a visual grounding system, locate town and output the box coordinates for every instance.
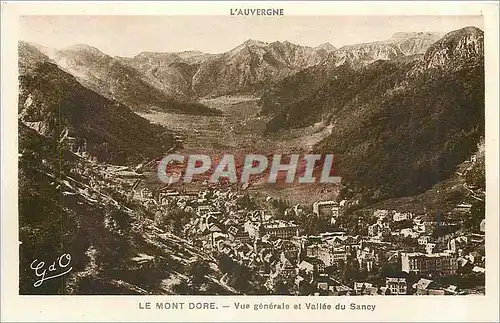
[128,173,485,296]
[56,134,486,296]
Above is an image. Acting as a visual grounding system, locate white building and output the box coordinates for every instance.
[393,211,413,222]
[313,201,340,223]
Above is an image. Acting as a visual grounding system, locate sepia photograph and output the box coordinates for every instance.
[16,14,488,296]
[1,1,499,322]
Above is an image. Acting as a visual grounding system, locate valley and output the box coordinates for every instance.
[138,95,333,155]
[138,95,339,204]
[17,24,486,296]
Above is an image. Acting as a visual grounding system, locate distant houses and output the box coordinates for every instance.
[479,218,485,232]
[132,182,485,296]
[386,277,407,295]
[312,200,340,224]
[401,251,458,276]
[264,220,299,239]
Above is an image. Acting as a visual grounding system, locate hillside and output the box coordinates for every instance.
[18,123,234,295]
[121,40,336,99]
[260,27,484,200]
[321,31,443,69]
[31,43,219,115]
[117,52,203,99]
[18,42,176,165]
[259,32,444,125]
[338,138,485,240]
[26,32,444,102]
[191,40,335,97]
[353,140,485,216]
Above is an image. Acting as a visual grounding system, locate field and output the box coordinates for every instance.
[137,96,339,204]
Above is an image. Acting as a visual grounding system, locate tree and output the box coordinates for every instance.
[297,212,333,235]
[232,265,251,292]
[188,260,210,288]
[218,254,235,274]
[341,258,366,284]
[298,279,315,296]
[172,281,192,295]
[467,200,485,231]
[274,280,290,295]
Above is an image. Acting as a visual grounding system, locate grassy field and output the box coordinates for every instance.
[137,95,339,204]
[138,95,333,154]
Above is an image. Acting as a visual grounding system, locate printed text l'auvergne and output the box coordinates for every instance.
[230,8,284,16]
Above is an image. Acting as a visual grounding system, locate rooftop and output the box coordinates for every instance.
[264,221,298,229]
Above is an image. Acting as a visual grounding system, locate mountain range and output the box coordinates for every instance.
[260,26,484,201]
[19,42,176,165]
[19,27,484,197]
[28,31,444,101]
[17,25,485,295]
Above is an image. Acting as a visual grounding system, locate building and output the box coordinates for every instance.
[425,243,437,254]
[317,244,348,267]
[368,221,389,237]
[418,235,432,245]
[413,278,434,295]
[455,203,472,212]
[373,209,389,217]
[264,220,299,239]
[244,221,262,239]
[368,223,381,237]
[412,218,435,233]
[313,201,340,220]
[306,244,320,258]
[357,247,376,272]
[319,231,346,240]
[448,236,469,254]
[326,235,361,250]
[158,190,180,204]
[307,258,326,273]
[277,256,296,278]
[298,260,314,274]
[400,228,419,239]
[393,211,413,222]
[353,282,374,295]
[228,226,252,244]
[469,233,485,243]
[197,205,213,215]
[316,277,352,296]
[413,278,433,290]
[386,277,407,295]
[401,252,458,276]
[280,240,300,265]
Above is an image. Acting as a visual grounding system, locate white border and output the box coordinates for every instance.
[1,2,499,322]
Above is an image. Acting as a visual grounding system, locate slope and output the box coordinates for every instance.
[18,123,233,295]
[31,42,219,115]
[19,42,175,165]
[260,27,484,200]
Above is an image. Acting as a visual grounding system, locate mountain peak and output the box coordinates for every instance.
[177,50,204,55]
[391,32,440,39]
[242,39,267,47]
[63,44,105,56]
[385,31,445,56]
[228,39,268,54]
[424,26,484,69]
[18,41,54,75]
[442,26,483,39]
[316,42,337,51]
[269,40,302,49]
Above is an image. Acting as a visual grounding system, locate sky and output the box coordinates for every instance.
[19,15,484,57]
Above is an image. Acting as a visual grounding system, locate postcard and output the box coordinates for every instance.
[1,1,499,322]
